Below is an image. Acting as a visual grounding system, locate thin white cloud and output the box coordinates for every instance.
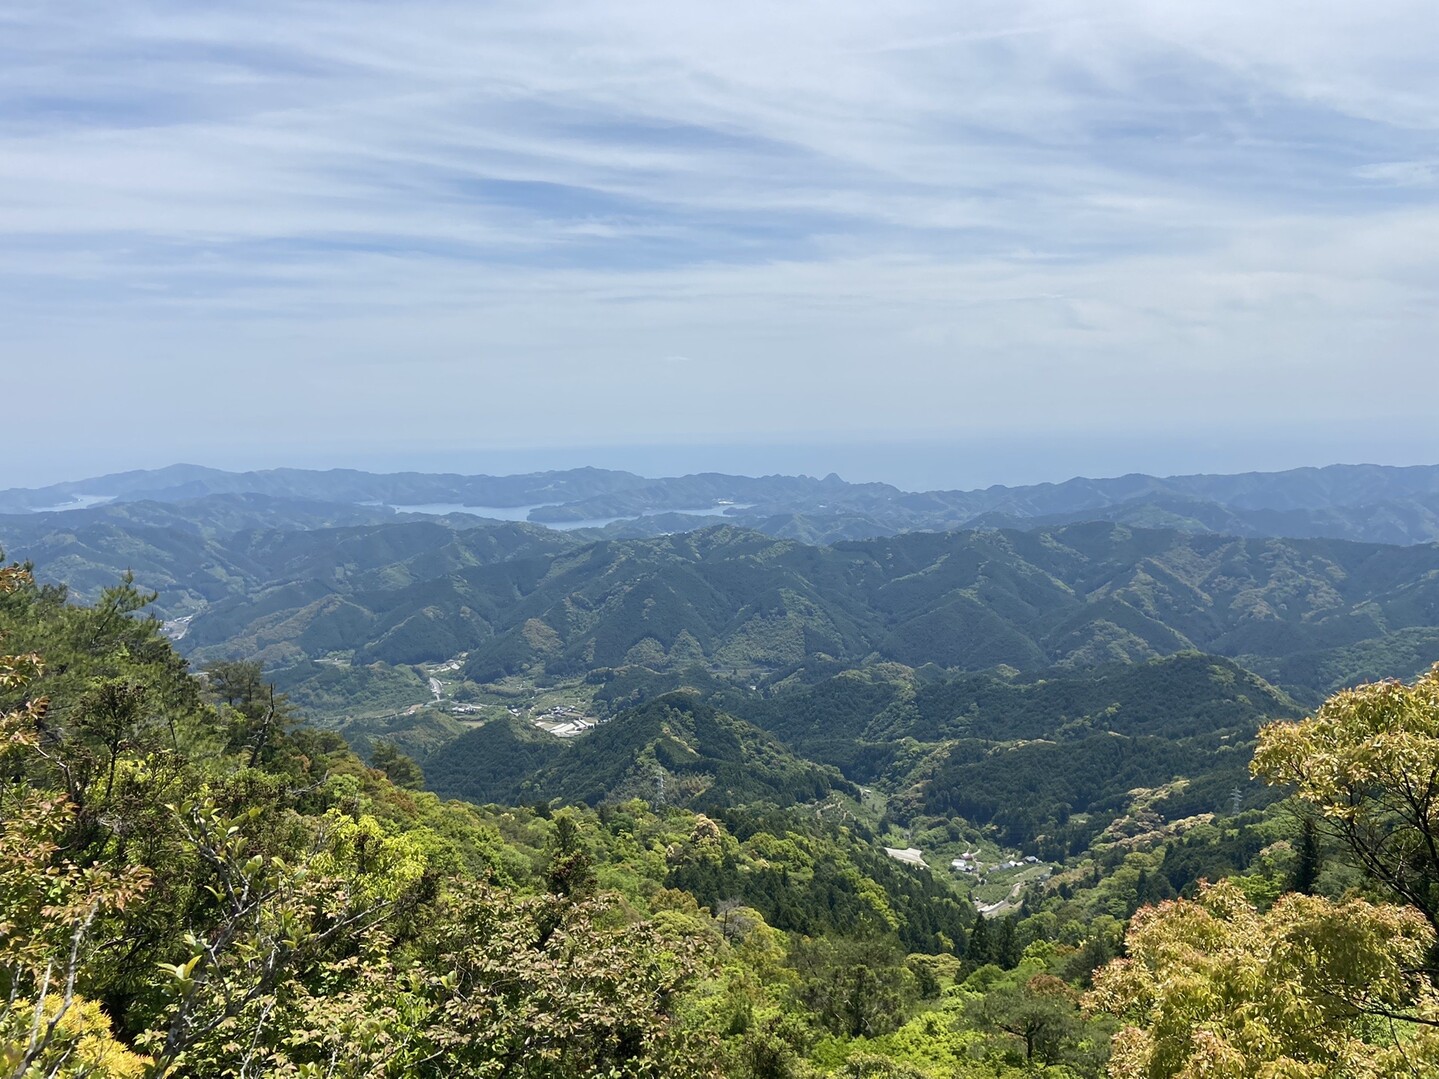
[1,1,1437,483]
[1356,161,1439,186]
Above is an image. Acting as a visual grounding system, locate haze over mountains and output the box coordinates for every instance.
[6,458,1439,848]
[9,460,1439,544]
[6,462,1439,703]
[8,456,1439,1032]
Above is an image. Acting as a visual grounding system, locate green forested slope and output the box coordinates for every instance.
[448,524,1439,701]
[10,496,1439,705]
[427,692,856,811]
[8,498,1439,1076]
[8,563,1104,1077]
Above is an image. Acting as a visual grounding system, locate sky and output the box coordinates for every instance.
[4,1,1439,490]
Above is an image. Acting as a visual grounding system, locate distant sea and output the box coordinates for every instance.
[331,429,1439,494]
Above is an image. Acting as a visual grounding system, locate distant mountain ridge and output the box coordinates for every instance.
[0,463,648,513]
[8,461,1439,545]
[442,523,1439,703]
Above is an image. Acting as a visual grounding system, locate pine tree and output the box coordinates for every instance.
[1292,816,1322,895]
[997,916,1022,969]
[966,915,993,968]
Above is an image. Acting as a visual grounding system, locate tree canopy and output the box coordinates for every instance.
[1252,664,1439,934]
[1089,665,1439,1078]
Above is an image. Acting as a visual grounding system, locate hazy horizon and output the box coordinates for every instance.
[13,426,1439,496]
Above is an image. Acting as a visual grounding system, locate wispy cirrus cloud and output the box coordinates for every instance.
[2,1,1437,483]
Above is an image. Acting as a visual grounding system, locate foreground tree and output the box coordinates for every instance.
[1090,667,1439,1078]
[1088,879,1439,1078]
[972,972,1085,1066]
[1251,664,1439,933]
[0,564,152,1076]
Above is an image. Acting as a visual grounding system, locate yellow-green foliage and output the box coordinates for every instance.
[1253,664,1439,811]
[1089,879,1438,1078]
[1252,662,1439,934]
[311,811,444,903]
[2,995,151,1078]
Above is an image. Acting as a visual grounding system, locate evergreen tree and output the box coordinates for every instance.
[370,738,425,790]
[966,915,993,968]
[996,916,1022,970]
[1292,815,1322,895]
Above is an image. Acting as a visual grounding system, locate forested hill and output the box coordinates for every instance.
[9,470,1439,1074]
[7,514,1438,705]
[1,515,581,624]
[136,521,1438,705]
[0,562,986,1074]
[442,653,1302,856]
[9,535,1439,1075]
[425,691,856,809]
[450,524,1439,701]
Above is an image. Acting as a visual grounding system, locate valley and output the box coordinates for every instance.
[7,465,1429,854]
[5,462,1439,1077]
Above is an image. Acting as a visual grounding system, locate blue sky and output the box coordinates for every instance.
[4,1,1438,489]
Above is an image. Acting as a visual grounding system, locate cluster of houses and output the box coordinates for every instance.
[950,851,1040,874]
[437,695,605,734]
[534,704,606,738]
[547,717,596,737]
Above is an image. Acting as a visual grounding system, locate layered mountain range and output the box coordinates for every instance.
[9,460,1439,546]
[5,463,1439,693]
[5,460,1439,850]
[5,512,1430,705]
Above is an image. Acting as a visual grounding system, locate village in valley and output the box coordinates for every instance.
[350,651,1057,916]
